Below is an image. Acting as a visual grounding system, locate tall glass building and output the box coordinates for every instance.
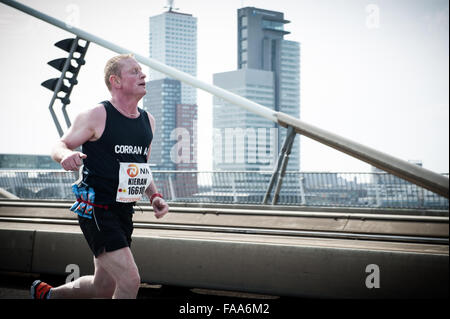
[145,7,198,174]
[149,9,197,104]
[213,7,300,171]
[143,79,181,170]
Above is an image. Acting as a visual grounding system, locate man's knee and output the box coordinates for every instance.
[96,248,141,297]
[117,267,140,294]
[94,277,116,298]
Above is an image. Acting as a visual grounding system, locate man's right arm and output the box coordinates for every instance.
[51,105,105,171]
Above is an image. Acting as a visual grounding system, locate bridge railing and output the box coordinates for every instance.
[0,170,448,211]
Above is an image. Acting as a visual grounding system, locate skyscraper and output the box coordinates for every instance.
[149,7,197,104]
[144,5,199,199]
[213,7,300,171]
[145,5,198,169]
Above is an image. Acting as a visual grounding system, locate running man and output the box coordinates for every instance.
[31,54,169,299]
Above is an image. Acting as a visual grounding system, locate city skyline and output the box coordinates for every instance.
[0,0,448,174]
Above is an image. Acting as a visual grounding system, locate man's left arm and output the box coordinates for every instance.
[145,111,169,219]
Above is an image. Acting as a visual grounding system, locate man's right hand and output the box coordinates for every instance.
[60,152,87,171]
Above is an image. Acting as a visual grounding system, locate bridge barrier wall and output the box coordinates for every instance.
[0,202,448,298]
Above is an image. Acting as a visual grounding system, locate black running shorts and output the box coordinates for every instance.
[78,203,134,258]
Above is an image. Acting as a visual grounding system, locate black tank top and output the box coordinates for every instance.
[81,101,153,204]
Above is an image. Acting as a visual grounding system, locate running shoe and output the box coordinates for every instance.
[30,280,52,299]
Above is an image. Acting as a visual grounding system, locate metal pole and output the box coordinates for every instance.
[272,128,296,205]
[168,174,176,201]
[231,175,237,203]
[263,126,295,204]
[1,0,448,198]
[48,96,64,137]
[299,176,306,205]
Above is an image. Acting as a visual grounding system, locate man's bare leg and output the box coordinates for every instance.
[49,256,116,299]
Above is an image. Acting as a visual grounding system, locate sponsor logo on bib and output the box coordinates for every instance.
[127,164,139,178]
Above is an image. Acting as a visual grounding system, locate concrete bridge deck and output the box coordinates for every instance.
[0,200,447,299]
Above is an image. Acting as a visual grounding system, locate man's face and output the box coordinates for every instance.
[117,58,146,97]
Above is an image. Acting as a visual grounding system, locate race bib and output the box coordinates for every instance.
[116,162,152,203]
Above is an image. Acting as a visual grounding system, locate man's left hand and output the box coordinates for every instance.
[152,197,169,219]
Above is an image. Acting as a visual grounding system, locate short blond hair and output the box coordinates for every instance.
[104,53,134,91]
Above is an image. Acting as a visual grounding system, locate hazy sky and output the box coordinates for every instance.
[0,0,448,173]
